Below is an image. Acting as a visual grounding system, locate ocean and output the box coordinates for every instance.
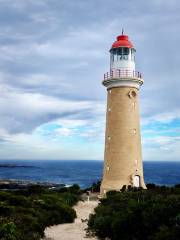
[0,160,180,189]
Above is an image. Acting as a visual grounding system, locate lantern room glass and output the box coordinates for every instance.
[110,47,136,62]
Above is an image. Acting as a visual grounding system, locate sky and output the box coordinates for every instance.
[0,0,179,161]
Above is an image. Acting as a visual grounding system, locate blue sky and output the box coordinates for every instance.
[0,0,179,161]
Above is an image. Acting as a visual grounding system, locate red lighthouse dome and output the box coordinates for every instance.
[111,34,134,49]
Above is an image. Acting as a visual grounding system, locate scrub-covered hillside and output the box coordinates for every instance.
[0,184,80,240]
[88,184,180,240]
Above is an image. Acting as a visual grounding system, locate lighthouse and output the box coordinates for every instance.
[100,32,146,196]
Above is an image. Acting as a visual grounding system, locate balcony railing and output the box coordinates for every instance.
[104,70,142,80]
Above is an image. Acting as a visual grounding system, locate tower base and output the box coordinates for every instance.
[100,176,146,198]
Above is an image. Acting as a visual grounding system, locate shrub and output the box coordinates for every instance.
[88,185,180,240]
[0,222,18,240]
[0,185,80,240]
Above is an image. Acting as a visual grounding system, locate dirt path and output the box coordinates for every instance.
[44,200,98,240]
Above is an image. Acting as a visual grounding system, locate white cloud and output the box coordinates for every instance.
[0,0,179,160]
[55,127,73,137]
[142,135,180,161]
[0,83,105,133]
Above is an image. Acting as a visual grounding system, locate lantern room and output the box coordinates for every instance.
[110,33,136,72]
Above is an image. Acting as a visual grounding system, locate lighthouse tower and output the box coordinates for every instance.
[100,32,146,196]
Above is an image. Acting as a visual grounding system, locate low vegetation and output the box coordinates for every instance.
[0,184,80,240]
[83,180,101,193]
[88,184,180,240]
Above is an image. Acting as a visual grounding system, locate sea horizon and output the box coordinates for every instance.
[0,160,180,188]
[0,159,180,162]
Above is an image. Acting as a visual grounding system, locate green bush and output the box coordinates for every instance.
[88,185,180,240]
[0,222,18,240]
[0,185,80,240]
[84,181,101,193]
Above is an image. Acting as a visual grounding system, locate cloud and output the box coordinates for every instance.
[142,135,180,161]
[0,0,179,160]
[0,83,105,134]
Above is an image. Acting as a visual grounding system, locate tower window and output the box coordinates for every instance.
[131,91,136,98]
[133,129,136,134]
[116,47,129,55]
[131,48,136,61]
[110,48,117,54]
[117,48,123,55]
[128,90,137,99]
[122,55,128,60]
[123,48,129,55]
[111,47,130,61]
[111,53,114,62]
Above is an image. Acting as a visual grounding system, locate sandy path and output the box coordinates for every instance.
[44,200,98,240]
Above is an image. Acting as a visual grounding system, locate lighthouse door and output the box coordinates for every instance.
[133,175,140,187]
